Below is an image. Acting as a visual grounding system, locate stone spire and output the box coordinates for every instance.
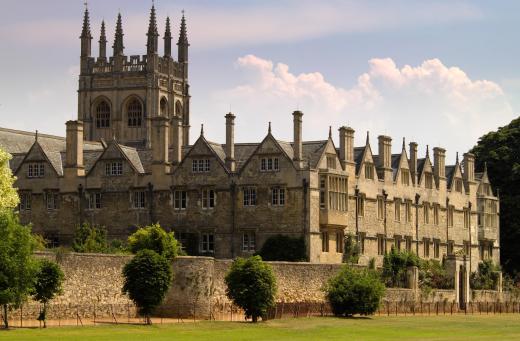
[113,13,124,56]
[146,5,159,55]
[164,16,172,57]
[366,131,370,145]
[99,20,107,60]
[328,126,332,139]
[177,11,189,63]
[402,137,406,150]
[80,6,92,57]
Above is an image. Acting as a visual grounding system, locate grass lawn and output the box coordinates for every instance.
[0,315,519,340]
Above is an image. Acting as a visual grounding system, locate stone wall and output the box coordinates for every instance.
[9,253,512,321]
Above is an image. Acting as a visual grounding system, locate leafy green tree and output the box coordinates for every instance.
[381,247,420,288]
[419,259,453,290]
[0,210,39,328]
[471,117,520,274]
[470,259,501,290]
[72,223,109,253]
[0,149,19,210]
[127,224,183,260]
[122,250,172,324]
[342,233,360,264]
[225,256,277,322]
[257,235,306,262]
[326,265,385,317]
[33,259,64,328]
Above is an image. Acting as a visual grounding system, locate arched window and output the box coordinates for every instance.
[95,101,111,128]
[127,98,143,127]
[160,98,168,117]
[175,101,183,117]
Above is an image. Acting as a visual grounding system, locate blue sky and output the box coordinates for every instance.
[0,0,519,161]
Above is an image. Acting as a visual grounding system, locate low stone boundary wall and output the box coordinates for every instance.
[4,252,511,321]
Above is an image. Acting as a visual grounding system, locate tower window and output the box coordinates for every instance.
[127,99,143,127]
[160,98,168,117]
[95,101,111,128]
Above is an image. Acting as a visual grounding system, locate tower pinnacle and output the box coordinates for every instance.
[177,11,189,63]
[80,6,92,57]
[99,20,107,60]
[113,13,125,56]
[164,16,172,57]
[146,4,159,55]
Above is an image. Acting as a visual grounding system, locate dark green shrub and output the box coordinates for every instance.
[127,224,183,260]
[342,234,360,264]
[72,223,109,253]
[225,256,277,322]
[326,265,385,317]
[257,235,306,262]
[381,247,419,287]
[419,259,453,290]
[33,259,64,327]
[470,259,501,290]
[122,250,173,324]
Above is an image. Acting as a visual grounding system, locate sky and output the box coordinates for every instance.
[0,0,519,162]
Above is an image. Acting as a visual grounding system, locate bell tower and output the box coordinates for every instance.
[77,4,191,149]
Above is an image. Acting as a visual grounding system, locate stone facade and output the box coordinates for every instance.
[0,5,500,269]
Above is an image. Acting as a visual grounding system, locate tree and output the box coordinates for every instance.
[470,259,501,290]
[325,265,385,317]
[225,256,277,322]
[127,224,183,260]
[0,149,19,210]
[471,117,520,274]
[257,235,306,262]
[381,247,420,288]
[342,233,360,264]
[122,250,172,324]
[72,223,109,253]
[0,210,39,328]
[33,259,64,328]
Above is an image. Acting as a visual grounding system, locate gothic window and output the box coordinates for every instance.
[160,97,168,117]
[434,239,440,258]
[405,200,412,223]
[394,198,401,222]
[95,100,111,128]
[377,235,385,255]
[175,101,183,117]
[423,202,430,224]
[405,236,412,252]
[357,194,365,216]
[423,238,430,258]
[174,190,187,210]
[201,189,216,209]
[321,231,329,252]
[242,232,256,252]
[328,176,347,211]
[377,196,384,220]
[433,203,440,225]
[127,98,143,127]
[447,205,454,227]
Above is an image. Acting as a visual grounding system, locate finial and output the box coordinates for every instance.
[200,124,204,136]
[484,161,488,173]
[113,12,125,56]
[426,145,430,157]
[178,9,189,45]
[366,131,370,145]
[402,137,405,150]
[456,152,459,164]
[35,130,38,142]
[268,122,272,134]
[328,126,332,139]
[80,1,92,39]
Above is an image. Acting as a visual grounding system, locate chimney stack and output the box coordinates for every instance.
[463,152,475,182]
[171,115,183,164]
[339,126,355,165]
[433,147,446,180]
[378,135,392,181]
[292,110,303,162]
[64,120,85,177]
[151,116,170,171]
[409,142,418,184]
[225,112,236,172]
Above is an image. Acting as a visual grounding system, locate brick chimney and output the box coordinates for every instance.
[409,142,418,185]
[293,110,303,162]
[151,116,170,176]
[225,112,236,172]
[378,135,392,181]
[64,120,85,177]
[339,126,355,166]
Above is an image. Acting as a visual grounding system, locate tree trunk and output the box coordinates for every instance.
[43,302,47,328]
[3,304,8,329]
[252,315,258,323]
[146,315,152,325]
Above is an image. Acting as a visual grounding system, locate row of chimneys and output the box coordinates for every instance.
[63,111,475,183]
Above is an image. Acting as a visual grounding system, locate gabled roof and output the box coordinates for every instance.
[303,140,328,169]
[14,141,63,176]
[119,145,145,173]
[354,147,366,174]
[87,141,144,175]
[174,135,230,175]
[445,165,456,187]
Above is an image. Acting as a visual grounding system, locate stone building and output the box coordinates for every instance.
[0,6,500,269]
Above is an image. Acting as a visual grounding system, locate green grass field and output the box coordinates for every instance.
[0,315,519,340]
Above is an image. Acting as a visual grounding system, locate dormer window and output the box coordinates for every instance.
[401,169,410,186]
[364,163,374,180]
[260,157,279,172]
[105,161,123,176]
[425,172,433,189]
[326,155,336,169]
[192,159,210,173]
[454,179,463,192]
[27,163,45,178]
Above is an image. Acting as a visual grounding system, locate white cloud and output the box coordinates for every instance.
[207,55,514,158]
